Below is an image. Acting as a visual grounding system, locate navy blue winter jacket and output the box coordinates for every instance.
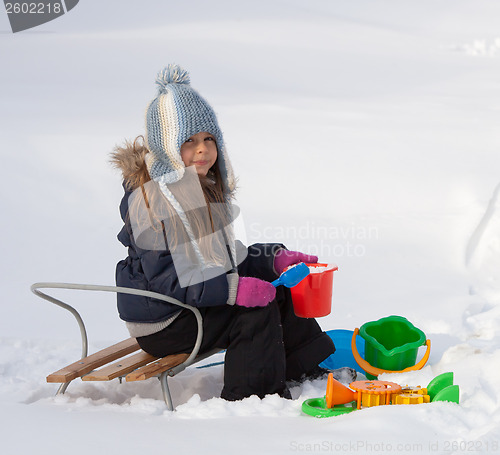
[115,187,284,324]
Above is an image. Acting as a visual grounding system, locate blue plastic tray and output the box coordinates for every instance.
[320,329,365,373]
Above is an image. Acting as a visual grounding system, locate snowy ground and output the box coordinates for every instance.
[1,1,500,454]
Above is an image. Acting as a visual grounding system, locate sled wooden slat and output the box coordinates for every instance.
[126,353,190,382]
[47,338,141,383]
[82,350,158,381]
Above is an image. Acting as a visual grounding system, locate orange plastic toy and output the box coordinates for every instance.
[325,373,357,408]
[324,375,402,409]
[349,380,402,409]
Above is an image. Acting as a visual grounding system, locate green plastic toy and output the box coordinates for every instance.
[352,315,431,379]
[427,372,459,404]
[301,397,356,418]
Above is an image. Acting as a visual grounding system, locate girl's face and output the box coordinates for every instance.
[180,132,218,176]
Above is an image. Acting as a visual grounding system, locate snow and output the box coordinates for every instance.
[308,264,337,273]
[1,0,500,453]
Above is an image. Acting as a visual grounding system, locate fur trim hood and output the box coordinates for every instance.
[110,138,151,191]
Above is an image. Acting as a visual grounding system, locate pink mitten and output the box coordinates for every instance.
[274,249,319,275]
[235,277,276,308]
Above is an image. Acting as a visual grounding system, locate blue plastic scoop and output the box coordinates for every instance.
[271,262,310,288]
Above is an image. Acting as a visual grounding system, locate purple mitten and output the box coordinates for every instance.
[274,249,319,275]
[235,277,276,308]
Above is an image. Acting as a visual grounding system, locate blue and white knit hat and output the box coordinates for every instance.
[144,63,235,193]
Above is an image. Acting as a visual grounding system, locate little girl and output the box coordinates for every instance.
[111,64,343,401]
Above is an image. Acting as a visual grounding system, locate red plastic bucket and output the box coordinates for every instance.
[290,263,338,318]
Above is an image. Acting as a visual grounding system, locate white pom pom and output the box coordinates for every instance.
[155,64,190,92]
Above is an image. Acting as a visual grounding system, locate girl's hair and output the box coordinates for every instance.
[111,135,235,266]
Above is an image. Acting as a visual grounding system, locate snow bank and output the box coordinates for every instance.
[2,0,500,454]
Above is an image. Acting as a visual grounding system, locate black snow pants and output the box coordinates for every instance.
[137,285,335,401]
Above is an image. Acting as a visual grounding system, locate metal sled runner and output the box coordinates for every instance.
[30,282,220,411]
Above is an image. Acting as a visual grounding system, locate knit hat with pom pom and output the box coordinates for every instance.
[144,64,235,193]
